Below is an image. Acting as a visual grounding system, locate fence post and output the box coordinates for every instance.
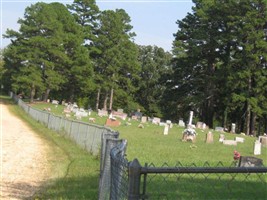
[128,158,142,200]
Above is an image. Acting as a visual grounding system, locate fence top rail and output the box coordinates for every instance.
[16,97,118,134]
[140,166,267,174]
[110,139,128,158]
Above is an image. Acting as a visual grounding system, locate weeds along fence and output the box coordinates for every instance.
[10,92,267,200]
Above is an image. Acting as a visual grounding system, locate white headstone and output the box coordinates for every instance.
[178,120,185,127]
[231,123,236,133]
[141,116,147,123]
[163,125,169,135]
[223,140,237,146]
[219,134,225,142]
[254,141,261,155]
[235,137,245,143]
[188,111,193,125]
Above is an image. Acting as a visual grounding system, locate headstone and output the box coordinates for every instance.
[196,122,203,129]
[231,123,236,134]
[61,100,65,105]
[219,134,225,142]
[159,122,166,126]
[105,118,121,127]
[131,116,138,120]
[215,127,224,132]
[178,120,185,127]
[117,108,124,113]
[238,156,263,167]
[254,140,261,155]
[259,136,267,147]
[163,125,169,135]
[47,99,50,103]
[98,109,108,117]
[141,116,147,123]
[188,111,193,125]
[206,131,213,143]
[152,117,161,125]
[166,120,171,124]
[52,100,59,105]
[223,140,237,146]
[235,137,245,143]
[112,111,127,120]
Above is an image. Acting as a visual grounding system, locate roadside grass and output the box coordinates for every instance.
[1,96,99,199]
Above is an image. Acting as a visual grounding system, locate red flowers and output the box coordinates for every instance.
[233,150,241,160]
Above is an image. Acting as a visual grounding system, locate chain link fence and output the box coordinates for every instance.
[138,162,267,199]
[10,92,119,198]
[9,92,267,199]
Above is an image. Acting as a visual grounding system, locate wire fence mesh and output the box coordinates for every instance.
[10,92,267,199]
[12,94,117,156]
[140,162,267,200]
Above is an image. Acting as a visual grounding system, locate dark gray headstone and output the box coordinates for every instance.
[238,156,264,167]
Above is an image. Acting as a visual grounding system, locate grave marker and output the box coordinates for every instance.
[178,120,185,127]
[163,125,169,135]
[235,137,245,143]
[254,140,261,155]
[231,123,236,133]
[188,111,193,125]
[141,116,147,123]
[219,134,225,142]
[259,136,267,147]
[238,156,263,167]
[223,140,237,146]
[206,131,213,143]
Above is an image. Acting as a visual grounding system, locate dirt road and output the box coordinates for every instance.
[1,102,50,199]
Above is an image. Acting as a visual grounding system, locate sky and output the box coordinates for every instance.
[0,0,194,52]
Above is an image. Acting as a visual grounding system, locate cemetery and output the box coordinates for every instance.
[31,102,267,166]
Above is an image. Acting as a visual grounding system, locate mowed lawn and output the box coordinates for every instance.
[16,100,267,199]
[31,101,267,167]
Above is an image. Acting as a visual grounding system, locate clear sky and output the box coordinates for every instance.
[1,0,194,52]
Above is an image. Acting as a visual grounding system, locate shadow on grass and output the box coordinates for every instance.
[34,175,99,200]
[144,173,267,199]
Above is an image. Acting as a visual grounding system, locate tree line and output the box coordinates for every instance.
[1,0,266,135]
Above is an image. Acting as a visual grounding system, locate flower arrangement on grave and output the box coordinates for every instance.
[183,128,197,136]
[182,128,197,142]
[233,150,241,160]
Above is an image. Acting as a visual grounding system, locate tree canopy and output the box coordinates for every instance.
[2,0,267,135]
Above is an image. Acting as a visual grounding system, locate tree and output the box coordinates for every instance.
[137,45,172,117]
[170,0,267,133]
[4,2,90,102]
[94,9,140,111]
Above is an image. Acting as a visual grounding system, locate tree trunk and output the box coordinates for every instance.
[69,87,75,103]
[30,84,35,103]
[223,108,228,129]
[250,112,257,137]
[245,103,251,135]
[246,75,252,135]
[96,88,101,110]
[103,92,108,111]
[109,88,114,111]
[264,115,267,134]
[43,88,50,102]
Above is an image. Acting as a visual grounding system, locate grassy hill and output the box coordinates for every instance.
[31,101,267,166]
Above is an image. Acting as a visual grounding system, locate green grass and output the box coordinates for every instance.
[25,100,267,199]
[30,101,267,166]
[1,96,100,199]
